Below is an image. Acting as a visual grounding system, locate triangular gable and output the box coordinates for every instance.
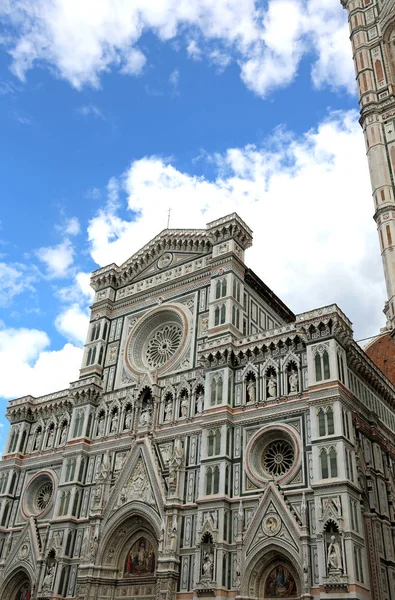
[130,251,209,283]
[102,438,165,525]
[244,482,301,557]
[3,517,41,577]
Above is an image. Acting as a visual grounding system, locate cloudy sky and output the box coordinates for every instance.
[0,0,386,448]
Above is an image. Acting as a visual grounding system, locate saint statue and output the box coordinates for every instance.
[42,563,55,591]
[267,375,277,398]
[97,415,105,437]
[180,396,188,418]
[46,428,54,447]
[289,369,298,393]
[34,429,42,451]
[164,399,173,422]
[60,425,67,445]
[124,410,132,430]
[196,390,204,414]
[202,552,214,578]
[247,379,256,403]
[110,412,119,433]
[327,535,342,571]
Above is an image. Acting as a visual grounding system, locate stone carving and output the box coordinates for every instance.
[60,424,68,445]
[110,411,119,433]
[327,535,343,572]
[289,369,298,393]
[42,561,55,591]
[164,398,173,422]
[124,409,133,430]
[267,375,277,398]
[120,459,155,506]
[247,379,256,403]
[202,551,214,579]
[196,390,204,414]
[97,414,105,437]
[168,439,184,493]
[46,428,54,448]
[139,407,152,428]
[34,429,42,451]
[180,395,188,418]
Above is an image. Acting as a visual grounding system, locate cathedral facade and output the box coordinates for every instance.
[1,213,395,600]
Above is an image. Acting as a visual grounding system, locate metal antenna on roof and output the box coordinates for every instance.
[167,207,171,229]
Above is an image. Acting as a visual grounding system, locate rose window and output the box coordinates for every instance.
[36,482,53,511]
[22,472,55,518]
[263,440,295,477]
[245,424,301,486]
[146,324,183,368]
[125,305,190,376]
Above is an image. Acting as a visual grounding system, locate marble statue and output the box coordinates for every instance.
[327,535,342,571]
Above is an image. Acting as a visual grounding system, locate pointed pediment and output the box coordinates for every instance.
[4,517,41,576]
[102,438,165,525]
[244,483,302,557]
[91,228,211,290]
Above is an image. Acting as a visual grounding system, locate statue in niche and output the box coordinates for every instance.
[124,409,132,430]
[164,398,173,422]
[46,428,54,447]
[53,531,63,549]
[42,561,55,591]
[34,429,42,451]
[110,411,119,433]
[202,551,214,579]
[289,369,298,393]
[90,535,98,563]
[327,535,343,571]
[168,439,184,491]
[97,414,105,437]
[196,390,204,414]
[246,378,256,403]
[81,531,89,559]
[139,406,152,428]
[60,425,68,445]
[180,395,188,418]
[267,374,277,398]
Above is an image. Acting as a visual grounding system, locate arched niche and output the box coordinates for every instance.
[0,566,33,600]
[242,544,301,600]
[97,502,161,568]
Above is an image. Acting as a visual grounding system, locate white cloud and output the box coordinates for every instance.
[169,68,180,91]
[36,239,75,278]
[77,104,104,119]
[0,326,82,400]
[87,110,384,340]
[0,0,353,97]
[0,262,36,306]
[64,216,81,236]
[55,303,90,345]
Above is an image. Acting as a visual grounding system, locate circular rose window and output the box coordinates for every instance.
[263,440,295,477]
[245,424,301,486]
[125,304,190,376]
[22,472,55,518]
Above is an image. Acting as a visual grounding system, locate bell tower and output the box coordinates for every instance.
[342,0,395,329]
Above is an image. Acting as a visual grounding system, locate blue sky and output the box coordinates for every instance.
[0,0,387,450]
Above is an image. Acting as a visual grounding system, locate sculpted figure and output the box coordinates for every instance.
[60,425,67,445]
[247,379,256,403]
[125,410,132,430]
[289,369,298,393]
[34,429,42,451]
[110,412,119,433]
[327,535,342,571]
[97,415,105,437]
[196,390,204,414]
[164,399,173,422]
[202,552,214,578]
[267,375,277,398]
[46,428,54,447]
[42,563,55,591]
[180,396,188,418]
